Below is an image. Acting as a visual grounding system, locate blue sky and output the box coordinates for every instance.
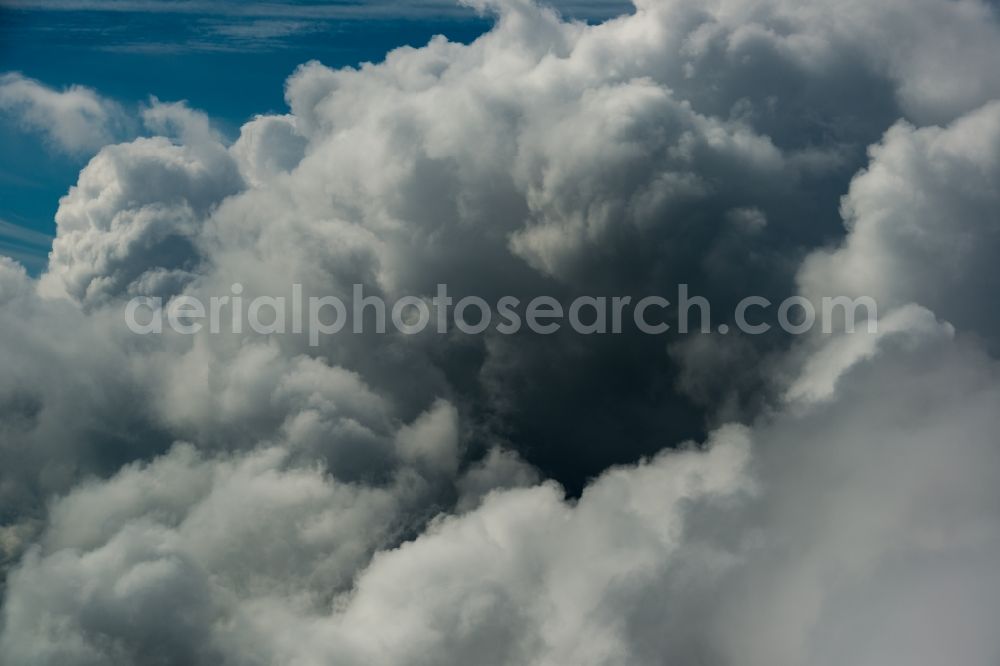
[0,0,631,272]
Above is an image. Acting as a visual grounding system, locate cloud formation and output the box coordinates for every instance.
[0,73,128,155]
[800,101,1000,344]
[40,101,243,306]
[6,318,1000,666]
[1,0,999,663]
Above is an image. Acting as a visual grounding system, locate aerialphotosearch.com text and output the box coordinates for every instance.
[125,283,879,346]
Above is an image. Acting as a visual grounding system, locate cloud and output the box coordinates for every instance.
[0,0,633,20]
[1,0,1000,663]
[6,317,1000,666]
[39,101,244,306]
[0,419,751,665]
[0,73,128,155]
[799,100,1000,345]
[229,114,307,187]
[0,220,52,274]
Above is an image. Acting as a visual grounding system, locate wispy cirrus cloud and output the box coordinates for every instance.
[1,0,630,55]
[0,0,631,19]
[0,218,51,273]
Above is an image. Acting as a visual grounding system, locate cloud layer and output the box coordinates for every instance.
[2,0,1000,663]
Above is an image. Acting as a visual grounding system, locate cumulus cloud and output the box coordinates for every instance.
[230,114,307,187]
[6,318,1000,666]
[2,0,1000,663]
[39,101,244,306]
[0,73,128,155]
[799,100,1000,344]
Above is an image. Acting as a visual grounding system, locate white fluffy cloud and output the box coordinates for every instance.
[6,318,1000,666]
[2,0,1000,663]
[0,73,128,154]
[40,102,244,306]
[799,100,1000,343]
